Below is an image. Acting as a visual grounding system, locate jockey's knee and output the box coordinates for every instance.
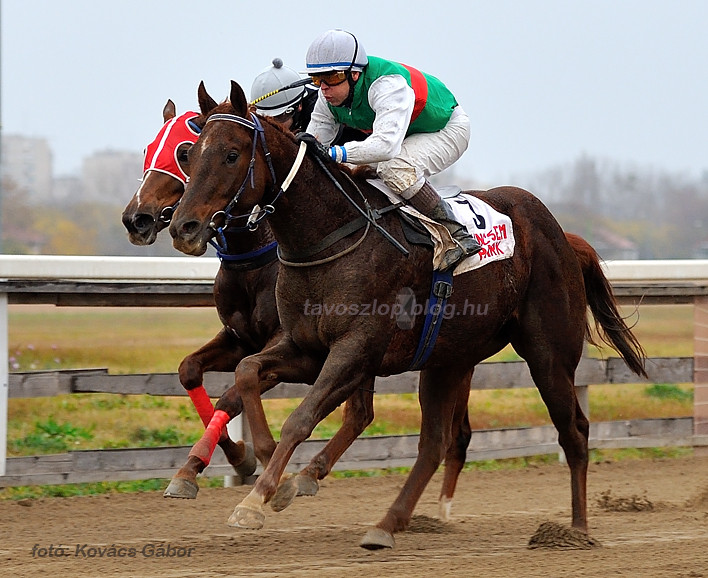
[376,158,423,198]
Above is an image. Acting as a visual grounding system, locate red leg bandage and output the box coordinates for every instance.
[188,409,230,466]
[188,386,215,428]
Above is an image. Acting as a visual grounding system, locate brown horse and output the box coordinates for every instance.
[121,100,459,503]
[121,100,275,492]
[168,80,646,549]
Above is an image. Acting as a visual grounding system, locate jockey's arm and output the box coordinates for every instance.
[340,75,414,165]
[306,75,415,165]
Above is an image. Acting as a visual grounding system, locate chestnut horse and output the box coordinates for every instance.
[168,80,646,549]
[121,101,469,504]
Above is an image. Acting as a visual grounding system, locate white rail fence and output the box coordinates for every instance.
[1,255,708,486]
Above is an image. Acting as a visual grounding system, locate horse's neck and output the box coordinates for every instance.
[223,222,276,254]
[269,160,373,255]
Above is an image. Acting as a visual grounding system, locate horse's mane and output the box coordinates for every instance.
[257,112,298,141]
[254,110,369,182]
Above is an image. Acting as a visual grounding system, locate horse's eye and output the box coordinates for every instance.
[177,148,189,163]
[226,151,239,165]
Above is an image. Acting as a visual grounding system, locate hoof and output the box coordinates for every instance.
[296,474,319,497]
[360,527,395,550]
[270,476,299,512]
[227,504,265,529]
[163,478,199,499]
[234,442,257,478]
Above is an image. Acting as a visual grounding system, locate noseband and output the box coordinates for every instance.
[203,113,279,234]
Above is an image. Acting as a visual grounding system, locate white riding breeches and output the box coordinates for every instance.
[375,106,470,198]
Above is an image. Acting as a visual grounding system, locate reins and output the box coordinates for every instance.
[307,154,409,257]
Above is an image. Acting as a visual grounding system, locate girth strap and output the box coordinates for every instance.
[408,269,454,370]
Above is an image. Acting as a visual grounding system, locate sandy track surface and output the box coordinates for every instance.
[2,454,707,577]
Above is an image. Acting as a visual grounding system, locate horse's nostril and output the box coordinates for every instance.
[181,220,202,236]
[134,214,157,232]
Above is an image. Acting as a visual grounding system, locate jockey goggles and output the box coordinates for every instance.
[309,70,348,87]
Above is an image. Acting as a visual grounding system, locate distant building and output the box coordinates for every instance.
[1,134,53,201]
[52,175,84,201]
[81,149,143,205]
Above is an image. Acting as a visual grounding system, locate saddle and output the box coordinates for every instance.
[368,180,516,275]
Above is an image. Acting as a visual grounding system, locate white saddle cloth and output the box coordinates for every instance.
[368,180,516,275]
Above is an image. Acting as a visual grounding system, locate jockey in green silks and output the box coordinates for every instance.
[301,29,481,270]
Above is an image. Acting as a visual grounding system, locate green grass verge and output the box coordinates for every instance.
[0,447,694,500]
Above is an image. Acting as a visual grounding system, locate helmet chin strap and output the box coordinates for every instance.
[342,73,358,108]
[342,31,361,107]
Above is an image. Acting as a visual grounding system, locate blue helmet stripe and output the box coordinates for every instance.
[307,61,355,69]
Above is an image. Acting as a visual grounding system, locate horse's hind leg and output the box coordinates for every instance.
[361,367,472,549]
[438,383,472,521]
[512,289,589,531]
[525,356,589,531]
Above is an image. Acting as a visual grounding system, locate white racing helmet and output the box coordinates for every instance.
[305,29,368,74]
[250,58,307,117]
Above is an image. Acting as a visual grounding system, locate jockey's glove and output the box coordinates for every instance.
[295,133,346,163]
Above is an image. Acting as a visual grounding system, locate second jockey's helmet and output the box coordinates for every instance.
[305,29,368,74]
[250,58,306,117]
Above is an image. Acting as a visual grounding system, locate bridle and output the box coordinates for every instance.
[199,112,307,259]
[202,111,407,266]
[203,113,279,232]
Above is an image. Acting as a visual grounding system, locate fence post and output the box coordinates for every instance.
[693,296,708,437]
[0,292,8,476]
[222,414,244,487]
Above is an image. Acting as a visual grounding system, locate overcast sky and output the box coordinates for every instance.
[2,0,707,187]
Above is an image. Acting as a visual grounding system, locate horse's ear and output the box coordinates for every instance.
[229,80,248,117]
[163,99,176,122]
[197,81,219,115]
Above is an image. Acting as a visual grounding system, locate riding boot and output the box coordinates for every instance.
[408,180,482,270]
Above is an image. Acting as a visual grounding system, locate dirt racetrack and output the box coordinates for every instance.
[2,453,707,577]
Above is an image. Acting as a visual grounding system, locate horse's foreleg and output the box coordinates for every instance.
[178,327,246,426]
[164,331,254,499]
[229,344,371,530]
[232,336,321,470]
[271,384,375,510]
[361,367,472,549]
[164,384,242,499]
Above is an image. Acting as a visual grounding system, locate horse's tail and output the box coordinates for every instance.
[565,232,648,378]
